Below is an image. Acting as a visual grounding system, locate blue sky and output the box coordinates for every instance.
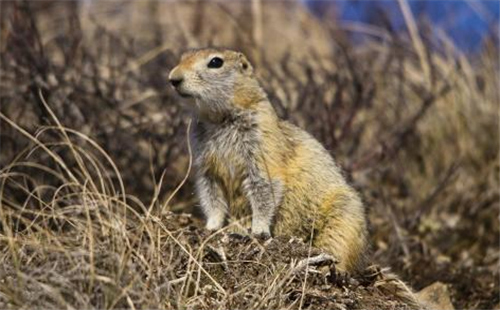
[305,0,499,53]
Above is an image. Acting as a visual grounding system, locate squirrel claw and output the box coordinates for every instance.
[228,233,251,243]
[253,232,272,241]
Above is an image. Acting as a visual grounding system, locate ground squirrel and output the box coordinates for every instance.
[168,47,368,272]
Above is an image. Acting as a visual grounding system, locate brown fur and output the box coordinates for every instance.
[168,47,422,308]
[169,48,369,272]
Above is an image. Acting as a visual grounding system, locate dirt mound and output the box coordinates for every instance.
[1,212,412,310]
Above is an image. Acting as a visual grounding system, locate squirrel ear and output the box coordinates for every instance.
[238,53,253,74]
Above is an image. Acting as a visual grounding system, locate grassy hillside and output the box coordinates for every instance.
[0,1,498,309]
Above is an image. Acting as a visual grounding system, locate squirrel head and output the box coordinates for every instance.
[169,48,266,121]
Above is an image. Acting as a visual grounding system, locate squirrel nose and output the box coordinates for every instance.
[170,78,183,87]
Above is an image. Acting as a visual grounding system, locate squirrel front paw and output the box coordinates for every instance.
[253,232,272,240]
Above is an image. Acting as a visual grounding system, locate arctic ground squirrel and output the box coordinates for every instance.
[168,47,368,272]
[168,48,422,308]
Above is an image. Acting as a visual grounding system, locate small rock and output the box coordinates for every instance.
[416,281,454,310]
[348,278,360,287]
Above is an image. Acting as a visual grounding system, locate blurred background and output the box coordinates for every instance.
[0,1,498,309]
[309,0,498,52]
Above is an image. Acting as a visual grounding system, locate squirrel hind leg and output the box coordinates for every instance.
[313,225,368,273]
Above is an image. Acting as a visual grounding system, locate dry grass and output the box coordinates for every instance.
[0,1,498,309]
[0,105,408,308]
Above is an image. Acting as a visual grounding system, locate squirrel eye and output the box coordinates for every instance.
[207,57,224,69]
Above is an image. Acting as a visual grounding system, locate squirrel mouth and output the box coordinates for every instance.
[174,88,193,98]
[178,92,192,98]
